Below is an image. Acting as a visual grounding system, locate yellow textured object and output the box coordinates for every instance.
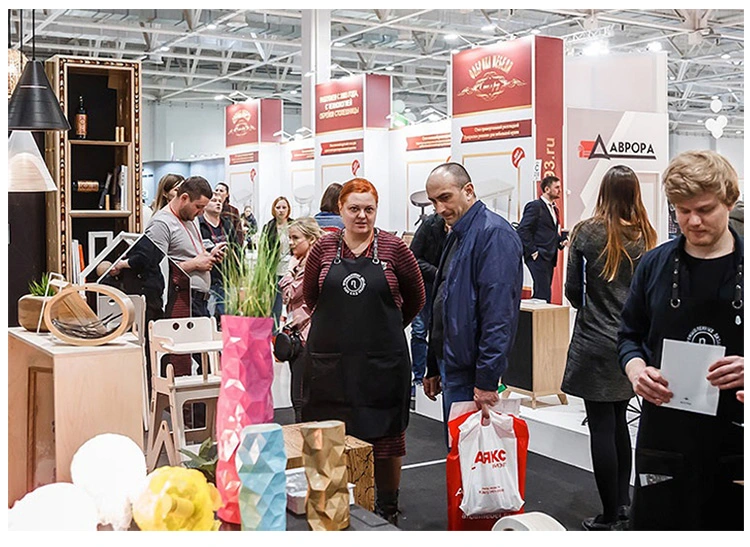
[132,467,222,531]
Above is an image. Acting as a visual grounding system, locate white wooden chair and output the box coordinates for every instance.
[128,295,151,432]
[146,316,223,470]
[98,293,150,431]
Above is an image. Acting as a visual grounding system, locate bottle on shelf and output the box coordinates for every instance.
[75,95,88,139]
[72,180,99,193]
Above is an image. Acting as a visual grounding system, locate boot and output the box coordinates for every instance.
[374,489,400,527]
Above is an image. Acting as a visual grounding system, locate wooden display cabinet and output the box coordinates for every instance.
[502,301,570,408]
[44,55,142,280]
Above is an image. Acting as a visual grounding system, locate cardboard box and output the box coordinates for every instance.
[283,423,375,511]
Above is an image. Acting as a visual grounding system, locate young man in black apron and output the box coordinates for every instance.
[618,150,744,531]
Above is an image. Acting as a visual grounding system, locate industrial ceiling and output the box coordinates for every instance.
[9,8,744,136]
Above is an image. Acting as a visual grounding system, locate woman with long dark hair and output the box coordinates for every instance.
[562,165,657,531]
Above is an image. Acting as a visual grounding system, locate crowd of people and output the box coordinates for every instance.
[117,149,742,530]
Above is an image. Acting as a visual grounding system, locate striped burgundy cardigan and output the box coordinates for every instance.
[302,230,425,326]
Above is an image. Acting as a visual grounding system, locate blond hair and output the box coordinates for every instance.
[663,150,739,207]
[288,217,323,244]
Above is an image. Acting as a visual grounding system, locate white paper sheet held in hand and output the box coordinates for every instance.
[660,339,725,416]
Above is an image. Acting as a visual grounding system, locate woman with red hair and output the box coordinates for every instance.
[303,178,425,525]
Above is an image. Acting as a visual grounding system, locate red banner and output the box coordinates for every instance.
[406,133,451,151]
[533,36,564,305]
[320,139,364,156]
[460,119,532,143]
[260,99,283,143]
[225,102,259,147]
[291,148,314,162]
[452,39,532,117]
[315,76,364,135]
[229,151,258,165]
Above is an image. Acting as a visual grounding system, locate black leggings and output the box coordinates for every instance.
[289,351,305,423]
[584,399,632,522]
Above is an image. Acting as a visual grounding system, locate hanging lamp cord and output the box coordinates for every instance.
[32,9,35,60]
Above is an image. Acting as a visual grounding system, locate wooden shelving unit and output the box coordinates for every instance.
[44,55,142,280]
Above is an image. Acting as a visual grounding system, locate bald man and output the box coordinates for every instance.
[423,162,524,446]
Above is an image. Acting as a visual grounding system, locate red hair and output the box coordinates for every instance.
[338,178,379,208]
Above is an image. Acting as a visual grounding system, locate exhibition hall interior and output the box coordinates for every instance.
[5,8,745,533]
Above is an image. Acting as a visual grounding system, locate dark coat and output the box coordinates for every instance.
[409,213,447,285]
[516,198,563,263]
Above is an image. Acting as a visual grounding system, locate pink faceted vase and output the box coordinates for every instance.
[215,315,275,524]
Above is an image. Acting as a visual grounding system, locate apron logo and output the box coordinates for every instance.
[342,272,366,296]
[686,326,722,345]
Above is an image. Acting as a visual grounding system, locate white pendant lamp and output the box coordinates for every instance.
[7,130,58,192]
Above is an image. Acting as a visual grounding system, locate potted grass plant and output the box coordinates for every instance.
[18,272,53,332]
[214,232,280,525]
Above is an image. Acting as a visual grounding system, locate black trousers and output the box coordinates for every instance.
[584,399,632,522]
[525,256,554,302]
[289,351,306,423]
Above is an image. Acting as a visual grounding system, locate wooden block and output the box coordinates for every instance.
[282,423,375,511]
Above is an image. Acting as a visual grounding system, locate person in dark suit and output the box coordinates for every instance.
[516,175,567,301]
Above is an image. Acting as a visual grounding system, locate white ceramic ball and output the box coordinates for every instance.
[70,433,148,531]
[9,482,99,531]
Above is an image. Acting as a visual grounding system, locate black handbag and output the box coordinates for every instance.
[273,325,302,362]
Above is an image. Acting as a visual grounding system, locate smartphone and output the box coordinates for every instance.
[211,241,228,254]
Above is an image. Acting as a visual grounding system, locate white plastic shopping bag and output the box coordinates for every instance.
[458,410,524,516]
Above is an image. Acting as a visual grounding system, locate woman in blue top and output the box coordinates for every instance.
[314,182,345,231]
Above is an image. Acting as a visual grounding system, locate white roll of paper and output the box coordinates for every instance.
[491,512,566,531]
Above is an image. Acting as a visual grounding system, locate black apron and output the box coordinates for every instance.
[301,229,411,440]
[631,251,744,531]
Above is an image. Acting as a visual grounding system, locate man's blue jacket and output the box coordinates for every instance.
[426,200,524,391]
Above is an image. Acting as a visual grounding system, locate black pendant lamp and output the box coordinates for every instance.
[8,10,70,131]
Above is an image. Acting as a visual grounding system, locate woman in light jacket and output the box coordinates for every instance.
[278,217,322,423]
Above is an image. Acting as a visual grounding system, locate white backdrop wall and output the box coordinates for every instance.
[566,52,670,241]
[142,101,303,162]
[670,134,744,190]
[387,120,452,233]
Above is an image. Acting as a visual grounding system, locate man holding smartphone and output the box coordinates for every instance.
[199,193,239,325]
[138,175,222,318]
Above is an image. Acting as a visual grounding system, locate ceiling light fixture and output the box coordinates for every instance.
[8,9,71,131]
[289,89,298,95]
[444,33,459,42]
[385,66,395,72]
[530,29,541,35]
[647,41,663,52]
[721,53,731,59]
[451,49,460,55]
[206,23,217,30]
[481,24,495,32]
[711,95,719,100]
[160,46,170,52]
[333,41,345,47]
[214,95,225,101]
